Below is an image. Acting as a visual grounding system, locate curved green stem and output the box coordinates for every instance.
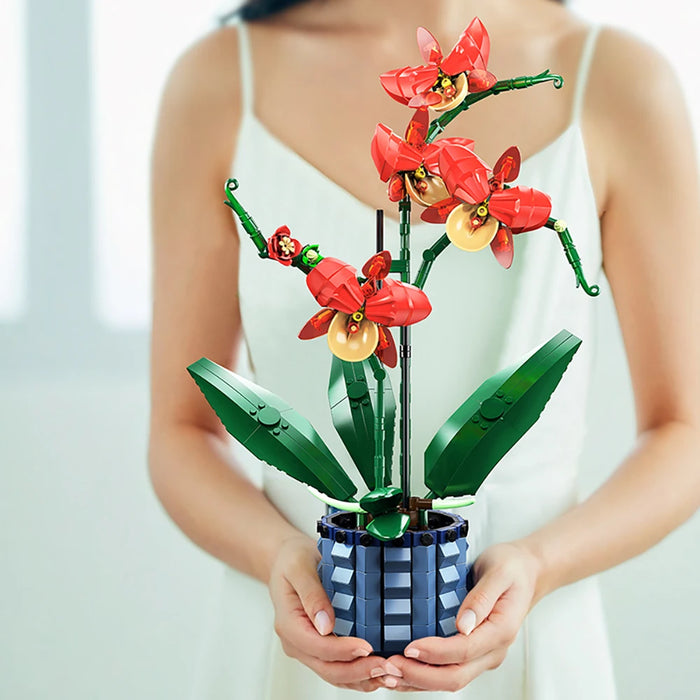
[426,70,564,143]
[413,233,451,289]
[307,486,365,513]
[432,496,476,510]
[545,217,601,296]
[223,179,269,258]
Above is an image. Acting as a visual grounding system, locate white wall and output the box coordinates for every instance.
[1,1,699,699]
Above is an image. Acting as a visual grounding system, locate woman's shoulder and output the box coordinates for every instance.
[583,24,689,213]
[161,24,242,114]
[155,24,245,173]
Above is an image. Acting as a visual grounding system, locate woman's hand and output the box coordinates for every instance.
[268,535,389,692]
[381,541,541,692]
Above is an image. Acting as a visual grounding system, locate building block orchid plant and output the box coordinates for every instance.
[187,17,598,652]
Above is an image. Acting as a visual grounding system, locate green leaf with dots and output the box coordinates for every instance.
[328,356,396,491]
[188,358,357,500]
[424,330,582,498]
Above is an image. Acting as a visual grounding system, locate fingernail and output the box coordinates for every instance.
[383,676,399,688]
[385,662,403,677]
[404,647,420,659]
[370,667,386,678]
[353,647,371,658]
[459,609,477,636]
[314,610,332,636]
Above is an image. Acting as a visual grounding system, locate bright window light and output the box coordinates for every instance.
[0,0,26,321]
[91,1,231,328]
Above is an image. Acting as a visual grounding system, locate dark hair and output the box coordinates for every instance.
[225,0,562,23]
[220,0,312,23]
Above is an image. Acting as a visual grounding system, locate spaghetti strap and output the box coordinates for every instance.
[234,19,254,116]
[570,24,601,124]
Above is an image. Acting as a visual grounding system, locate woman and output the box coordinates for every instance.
[148,0,700,696]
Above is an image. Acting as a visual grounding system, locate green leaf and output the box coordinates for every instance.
[359,487,402,516]
[328,357,395,490]
[188,358,356,500]
[366,512,411,542]
[424,330,582,498]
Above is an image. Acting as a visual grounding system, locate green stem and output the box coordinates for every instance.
[368,355,387,488]
[545,217,600,296]
[307,486,364,513]
[425,70,563,144]
[413,233,452,289]
[223,179,269,258]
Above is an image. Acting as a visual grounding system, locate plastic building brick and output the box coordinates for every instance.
[328,356,396,490]
[184,15,602,654]
[379,19,496,111]
[317,510,468,655]
[424,329,582,498]
[187,358,356,501]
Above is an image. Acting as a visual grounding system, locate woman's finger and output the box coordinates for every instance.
[286,641,389,690]
[385,649,506,692]
[455,564,513,634]
[283,548,336,636]
[404,585,527,664]
[271,573,373,661]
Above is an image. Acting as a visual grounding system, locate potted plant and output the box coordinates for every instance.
[186,17,599,656]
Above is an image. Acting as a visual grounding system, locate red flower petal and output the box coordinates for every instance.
[364,278,432,326]
[379,65,440,106]
[422,138,475,175]
[408,91,443,108]
[375,326,398,368]
[370,124,423,182]
[438,144,492,204]
[417,26,443,65]
[404,108,430,148]
[298,308,336,340]
[420,196,461,223]
[492,146,521,185]
[267,225,301,265]
[467,68,497,93]
[441,17,491,76]
[387,173,406,202]
[490,225,514,269]
[362,251,392,281]
[306,258,364,314]
[488,187,552,232]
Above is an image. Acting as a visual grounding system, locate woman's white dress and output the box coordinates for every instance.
[190,20,618,700]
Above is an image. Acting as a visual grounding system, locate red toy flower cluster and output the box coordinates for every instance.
[267,225,302,265]
[380,18,497,112]
[371,107,474,221]
[437,144,552,268]
[299,252,431,367]
[372,18,554,270]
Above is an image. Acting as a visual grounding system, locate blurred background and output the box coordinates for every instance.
[1,1,699,698]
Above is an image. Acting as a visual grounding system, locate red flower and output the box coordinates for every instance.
[370,108,473,216]
[380,18,497,112]
[437,144,552,268]
[299,251,432,367]
[267,225,301,266]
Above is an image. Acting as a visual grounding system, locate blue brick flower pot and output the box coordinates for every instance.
[316,510,469,656]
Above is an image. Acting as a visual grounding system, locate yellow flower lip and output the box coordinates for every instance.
[327,313,379,362]
[404,173,450,207]
[445,203,500,252]
[430,72,469,113]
